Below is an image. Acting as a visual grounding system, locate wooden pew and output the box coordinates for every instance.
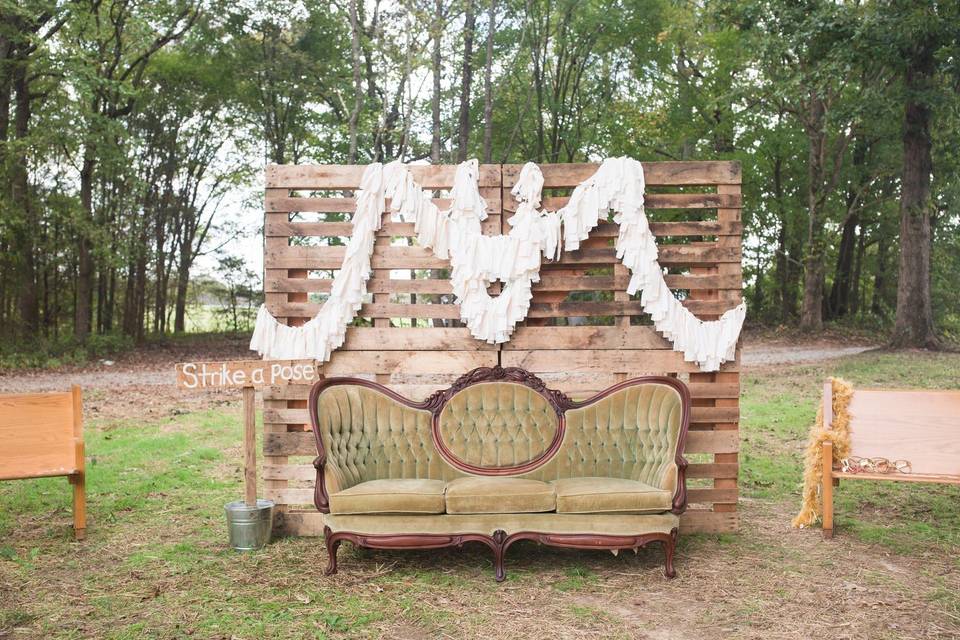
[0,386,86,540]
[821,383,960,539]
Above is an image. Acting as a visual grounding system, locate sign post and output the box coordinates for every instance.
[176,359,320,506]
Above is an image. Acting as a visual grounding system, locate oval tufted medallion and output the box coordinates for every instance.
[434,382,563,475]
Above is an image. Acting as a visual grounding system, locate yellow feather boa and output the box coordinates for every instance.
[792,378,854,528]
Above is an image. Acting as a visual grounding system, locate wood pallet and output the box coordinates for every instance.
[261,161,743,535]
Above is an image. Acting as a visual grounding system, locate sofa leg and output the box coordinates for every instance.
[324,526,340,576]
[492,530,507,582]
[663,527,678,579]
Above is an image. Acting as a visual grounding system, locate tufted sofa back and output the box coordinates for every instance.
[311,369,689,503]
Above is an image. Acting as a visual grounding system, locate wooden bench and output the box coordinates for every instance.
[0,386,86,540]
[821,383,960,539]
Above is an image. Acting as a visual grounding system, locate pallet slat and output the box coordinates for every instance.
[266,218,743,238]
[262,161,742,535]
[264,244,742,270]
[264,273,742,294]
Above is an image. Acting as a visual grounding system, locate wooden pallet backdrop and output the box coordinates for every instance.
[260,161,742,535]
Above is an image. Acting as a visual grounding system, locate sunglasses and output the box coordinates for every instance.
[840,456,912,475]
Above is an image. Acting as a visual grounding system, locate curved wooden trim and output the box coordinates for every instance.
[308,368,691,513]
[421,366,573,414]
[322,526,679,581]
[323,526,508,581]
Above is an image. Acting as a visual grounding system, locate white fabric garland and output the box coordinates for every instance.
[557,157,746,371]
[249,157,746,371]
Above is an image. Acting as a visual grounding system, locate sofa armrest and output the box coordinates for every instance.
[655,457,688,515]
[309,377,438,513]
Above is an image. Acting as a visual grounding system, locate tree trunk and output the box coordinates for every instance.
[11,61,38,337]
[800,95,827,331]
[173,249,192,333]
[828,212,858,319]
[850,225,866,317]
[771,155,793,323]
[430,0,443,163]
[76,148,96,340]
[891,43,938,348]
[122,253,138,337]
[135,227,148,343]
[456,0,475,162]
[800,210,825,331]
[828,140,867,319]
[872,233,889,317]
[105,265,116,332]
[347,0,363,163]
[482,0,496,163]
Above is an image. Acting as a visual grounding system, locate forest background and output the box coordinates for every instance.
[1,0,958,364]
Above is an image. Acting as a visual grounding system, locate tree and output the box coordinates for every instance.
[481,0,496,162]
[456,0,475,161]
[749,0,863,331]
[68,0,199,340]
[430,0,443,162]
[1,1,70,338]
[863,1,959,347]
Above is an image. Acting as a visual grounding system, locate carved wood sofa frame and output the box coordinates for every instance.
[309,366,690,581]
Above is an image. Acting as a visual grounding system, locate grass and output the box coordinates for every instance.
[1,349,959,638]
[0,333,135,370]
[740,350,960,554]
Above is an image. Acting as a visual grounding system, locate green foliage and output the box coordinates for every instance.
[0,0,959,346]
[0,333,134,369]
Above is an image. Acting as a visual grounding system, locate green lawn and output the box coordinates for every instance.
[1,349,958,638]
[740,350,960,554]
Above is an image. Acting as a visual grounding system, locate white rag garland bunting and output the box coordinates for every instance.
[249,157,746,372]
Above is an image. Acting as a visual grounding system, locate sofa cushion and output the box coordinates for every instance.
[437,382,560,473]
[552,477,672,514]
[328,479,446,515]
[445,476,556,514]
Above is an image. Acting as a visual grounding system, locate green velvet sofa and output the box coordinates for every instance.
[309,366,690,581]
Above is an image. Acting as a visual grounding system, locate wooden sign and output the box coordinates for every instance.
[175,359,321,508]
[175,359,319,389]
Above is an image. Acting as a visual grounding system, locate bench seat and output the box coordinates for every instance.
[328,475,674,517]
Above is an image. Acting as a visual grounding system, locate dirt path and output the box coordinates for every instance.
[0,337,876,395]
[0,336,250,424]
[741,343,875,366]
[0,337,877,426]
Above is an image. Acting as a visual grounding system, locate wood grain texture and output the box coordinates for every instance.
[846,389,960,478]
[0,386,86,539]
[262,161,742,534]
[0,390,78,480]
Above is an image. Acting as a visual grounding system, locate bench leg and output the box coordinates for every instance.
[821,441,834,539]
[70,473,86,541]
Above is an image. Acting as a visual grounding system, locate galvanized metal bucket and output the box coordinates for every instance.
[224,499,274,551]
